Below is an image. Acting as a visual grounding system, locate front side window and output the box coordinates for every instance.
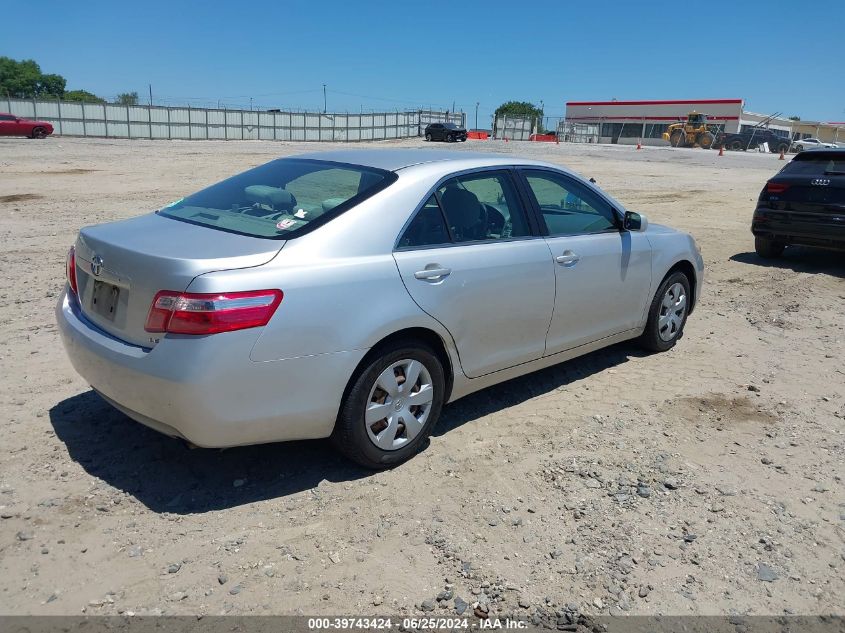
[158,159,394,238]
[522,170,618,236]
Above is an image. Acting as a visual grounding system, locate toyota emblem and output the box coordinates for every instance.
[90,254,104,276]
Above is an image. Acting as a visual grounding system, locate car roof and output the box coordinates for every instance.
[290,149,552,172]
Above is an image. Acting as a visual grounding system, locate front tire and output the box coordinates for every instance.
[425,133,432,142]
[755,236,785,259]
[795,144,804,152]
[639,272,691,353]
[669,131,684,147]
[332,341,446,469]
[730,140,744,151]
[31,126,48,139]
[698,131,714,149]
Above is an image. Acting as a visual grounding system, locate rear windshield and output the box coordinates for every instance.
[158,159,395,238]
[781,154,845,176]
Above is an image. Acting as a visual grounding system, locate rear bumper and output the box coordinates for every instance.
[56,290,367,447]
[752,209,845,251]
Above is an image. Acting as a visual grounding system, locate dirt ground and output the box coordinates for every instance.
[0,136,843,620]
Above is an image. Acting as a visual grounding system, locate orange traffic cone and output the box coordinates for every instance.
[636,142,642,150]
[718,145,724,157]
[504,136,508,143]
[778,149,785,160]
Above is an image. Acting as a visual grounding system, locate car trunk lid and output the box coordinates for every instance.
[73,213,283,348]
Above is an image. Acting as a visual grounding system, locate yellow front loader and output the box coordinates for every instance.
[662,112,715,149]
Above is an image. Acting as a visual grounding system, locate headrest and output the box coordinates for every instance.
[441,187,481,228]
[245,185,295,210]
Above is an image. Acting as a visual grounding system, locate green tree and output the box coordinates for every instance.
[0,57,66,98]
[493,100,545,134]
[115,91,139,105]
[788,115,801,121]
[63,89,106,104]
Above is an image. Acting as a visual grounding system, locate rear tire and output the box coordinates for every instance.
[639,271,691,353]
[755,236,785,259]
[730,140,744,151]
[795,144,804,152]
[331,341,446,469]
[446,134,454,143]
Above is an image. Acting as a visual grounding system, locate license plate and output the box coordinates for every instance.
[91,280,120,321]
[807,189,830,203]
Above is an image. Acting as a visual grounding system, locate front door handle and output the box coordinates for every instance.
[414,266,451,280]
[555,250,580,267]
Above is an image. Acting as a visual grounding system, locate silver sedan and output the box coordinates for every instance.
[57,149,704,468]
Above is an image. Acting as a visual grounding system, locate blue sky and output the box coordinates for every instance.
[3,0,844,123]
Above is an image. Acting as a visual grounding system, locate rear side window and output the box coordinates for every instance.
[158,159,395,239]
[438,171,531,242]
[781,155,845,175]
[397,171,531,248]
[398,195,450,248]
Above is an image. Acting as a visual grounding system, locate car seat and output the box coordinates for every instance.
[440,188,486,241]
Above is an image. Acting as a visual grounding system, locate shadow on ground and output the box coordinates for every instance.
[50,342,645,515]
[731,248,845,278]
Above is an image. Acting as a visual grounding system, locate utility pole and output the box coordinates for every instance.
[148,84,153,106]
[323,84,327,113]
[250,97,253,111]
[475,102,479,130]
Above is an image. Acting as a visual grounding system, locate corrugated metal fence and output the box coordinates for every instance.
[2,98,465,142]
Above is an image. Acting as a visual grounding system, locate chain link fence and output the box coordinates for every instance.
[2,97,465,142]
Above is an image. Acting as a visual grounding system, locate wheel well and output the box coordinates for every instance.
[342,327,455,406]
[666,260,698,313]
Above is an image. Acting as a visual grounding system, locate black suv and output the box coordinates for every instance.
[717,128,791,153]
[424,122,467,142]
[752,149,845,257]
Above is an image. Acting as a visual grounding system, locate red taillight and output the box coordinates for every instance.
[66,246,78,296]
[766,182,790,194]
[145,289,283,335]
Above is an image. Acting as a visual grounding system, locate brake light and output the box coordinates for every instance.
[766,182,790,194]
[145,289,283,335]
[66,246,78,296]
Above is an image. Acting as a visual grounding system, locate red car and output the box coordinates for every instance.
[0,112,54,138]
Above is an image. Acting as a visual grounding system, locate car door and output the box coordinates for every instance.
[0,114,17,136]
[393,169,555,378]
[518,168,653,355]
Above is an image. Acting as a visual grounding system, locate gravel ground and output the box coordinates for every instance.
[0,136,843,619]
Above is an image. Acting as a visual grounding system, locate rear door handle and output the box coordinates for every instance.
[555,251,580,267]
[414,266,451,280]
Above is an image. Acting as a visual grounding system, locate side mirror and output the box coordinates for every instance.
[623,211,648,232]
